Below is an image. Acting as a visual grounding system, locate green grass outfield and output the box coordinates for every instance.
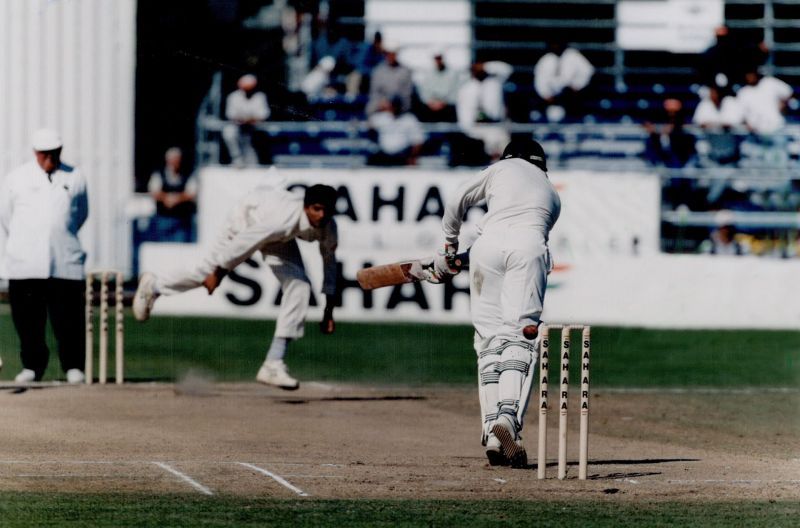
[0,311,799,387]
[0,495,798,528]
[2,313,799,526]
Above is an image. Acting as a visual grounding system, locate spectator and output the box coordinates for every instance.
[533,41,595,120]
[0,129,88,383]
[453,61,513,163]
[223,74,271,167]
[737,69,794,167]
[368,97,427,166]
[699,224,747,256]
[311,22,354,73]
[365,43,413,116]
[643,99,696,168]
[737,69,794,135]
[282,5,314,93]
[692,85,744,166]
[147,147,197,243]
[414,51,461,122]
[300,56,338,101]
[310,22,358,96]
[700,26,767,90]
[350,31,384,95]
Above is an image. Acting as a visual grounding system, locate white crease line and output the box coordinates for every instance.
[0,461,120,465]
[152,462,214,496]
[666,479,800,484]
[600,387,800,394]
[237,462,310,497]
[14,474,142,478]
[280,474,346,479]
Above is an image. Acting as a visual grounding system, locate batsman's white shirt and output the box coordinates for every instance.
[443,157,560,344]
[0,161,88,280]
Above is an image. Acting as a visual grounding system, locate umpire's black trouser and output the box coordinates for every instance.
[8,278,85,380]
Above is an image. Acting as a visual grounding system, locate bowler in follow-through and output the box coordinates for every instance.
[133,183,339,390]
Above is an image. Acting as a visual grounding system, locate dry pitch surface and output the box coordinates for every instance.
[0,381,798,502]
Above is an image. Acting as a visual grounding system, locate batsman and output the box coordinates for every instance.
[431,138,561,467]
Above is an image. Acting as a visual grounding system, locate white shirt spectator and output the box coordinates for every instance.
[416,66,462,106]
[692,95,744,128]
[457,61,512,129]
[225,89,271,123]
[534,48,594,100]
[737,76,793,134]
[456,62,513,157]
[0,161,88,280]
[369,111,426,155]
[300,56,335,99]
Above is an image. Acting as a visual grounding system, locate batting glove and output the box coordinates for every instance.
[433,243,460,281]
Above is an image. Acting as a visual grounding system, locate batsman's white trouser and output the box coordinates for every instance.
[470,228,550,437]
[155,235,311,340]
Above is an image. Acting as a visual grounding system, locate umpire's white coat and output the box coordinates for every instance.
[442,157,560,349]
[0,161,88,280]
[156,187,337,339]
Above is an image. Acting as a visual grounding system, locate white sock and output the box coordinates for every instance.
[265,336,291,362]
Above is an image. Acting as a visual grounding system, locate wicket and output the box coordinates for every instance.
[536,324,591,480]
[85,270,124,385]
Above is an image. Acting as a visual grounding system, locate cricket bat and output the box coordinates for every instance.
[356,252,469,290]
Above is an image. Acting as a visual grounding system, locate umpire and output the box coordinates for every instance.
[0,129,89,383]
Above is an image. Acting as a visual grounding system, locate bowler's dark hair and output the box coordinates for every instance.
[304,184,337,212]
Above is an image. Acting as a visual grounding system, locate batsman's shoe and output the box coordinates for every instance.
[485,434,508,466]
[491,415,527,468]
[256,360,299,390]
[66,369,85,384]
[133,272,159,322]
[14,369,36,383]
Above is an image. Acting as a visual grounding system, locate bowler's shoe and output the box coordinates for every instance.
[256,360,299,390]
[133,272,159,322]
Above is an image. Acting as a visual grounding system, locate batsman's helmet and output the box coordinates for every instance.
[501,138,547,171]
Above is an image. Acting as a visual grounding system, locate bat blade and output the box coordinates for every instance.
[356,259,430,290]
[356,252,470,290]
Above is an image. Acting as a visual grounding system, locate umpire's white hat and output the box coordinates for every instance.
[32,128,62,151]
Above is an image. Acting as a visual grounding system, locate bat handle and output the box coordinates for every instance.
[452,251,470,271]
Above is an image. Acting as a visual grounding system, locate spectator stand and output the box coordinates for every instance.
[192,0,800,258]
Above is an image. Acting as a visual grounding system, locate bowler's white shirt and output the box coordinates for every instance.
[225,89,271,122]
[442,158,561,246]
[0,161,88,280]
[534,48,594,100]
[217,187,338,295]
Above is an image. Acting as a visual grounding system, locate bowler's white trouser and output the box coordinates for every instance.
[470,228,551,439]
[155,233,311,340]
